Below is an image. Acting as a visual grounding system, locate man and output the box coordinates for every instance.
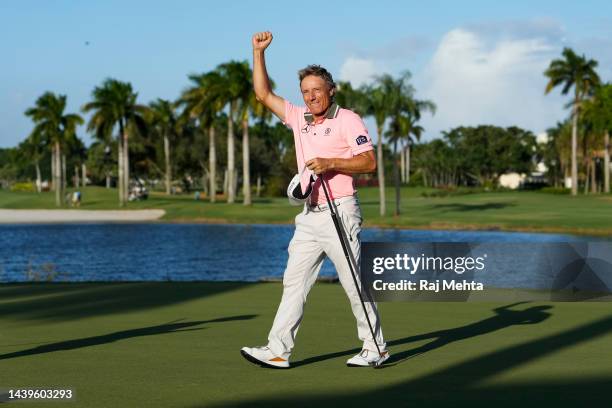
[241,31,388,369]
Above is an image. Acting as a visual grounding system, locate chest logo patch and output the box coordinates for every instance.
[356,135,369,145]
[325,128,332,135]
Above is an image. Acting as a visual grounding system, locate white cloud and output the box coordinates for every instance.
[338,57,381,88]
[337,21,607,142]
[419,28,567,138]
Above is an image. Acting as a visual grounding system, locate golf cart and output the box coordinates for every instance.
[128,178,149,201]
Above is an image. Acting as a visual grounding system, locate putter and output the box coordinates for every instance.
[318,174,385,368]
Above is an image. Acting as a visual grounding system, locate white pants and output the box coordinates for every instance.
[267,195,386,358]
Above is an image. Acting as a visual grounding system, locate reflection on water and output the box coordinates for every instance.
[0,223,597,283]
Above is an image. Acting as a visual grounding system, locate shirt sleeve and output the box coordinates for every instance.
[343,111,374,155]
[283,100,301,130]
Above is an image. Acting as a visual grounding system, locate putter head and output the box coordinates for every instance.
[371,361,384,369]
[370,351,389,368]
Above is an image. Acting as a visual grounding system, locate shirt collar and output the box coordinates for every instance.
[304,102,340,124]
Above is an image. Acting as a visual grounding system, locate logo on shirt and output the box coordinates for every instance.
[301,124,312,134]
[325,128,331,135]
[356,135,369,145]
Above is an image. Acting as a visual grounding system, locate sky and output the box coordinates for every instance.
[1,0,611,148]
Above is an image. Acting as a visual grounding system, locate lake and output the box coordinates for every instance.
[0,223,601,285]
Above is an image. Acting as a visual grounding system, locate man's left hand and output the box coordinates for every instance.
[306,158,334,175]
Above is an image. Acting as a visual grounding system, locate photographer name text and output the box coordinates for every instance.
[372,279,484,292]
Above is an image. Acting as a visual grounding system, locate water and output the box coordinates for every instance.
[0,223,600,283]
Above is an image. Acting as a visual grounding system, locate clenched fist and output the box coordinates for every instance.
[306,157,334,175]
[252,31,273,51]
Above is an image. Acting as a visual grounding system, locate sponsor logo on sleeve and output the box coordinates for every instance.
[356,135,369,145]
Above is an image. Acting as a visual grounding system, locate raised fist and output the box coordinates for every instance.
[252,31,273,51]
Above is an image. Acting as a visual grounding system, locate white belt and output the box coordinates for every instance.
[306,195,356,212]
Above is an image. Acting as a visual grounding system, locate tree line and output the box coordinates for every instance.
[1,47,610,214]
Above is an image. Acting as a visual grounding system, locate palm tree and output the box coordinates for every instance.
[83,79,148,206]
[18,129,46,193]
[363,72,428,216]
[234,63,256,206]
[579,114,599,193]
[386,95,435,216]
[336,81,368,115]
[544,48,601,195]
[237,64,274,206]
[545,121,572,187]
[362,76,395,216]
[217,61,253,204]
[180,71,226,202]
[25,92,83,206]
[387,117,422,215]
[583,83,612,193]
[149,99,179,195]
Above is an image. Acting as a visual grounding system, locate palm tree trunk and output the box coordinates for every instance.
[203,173,209,196]
[118,135,124,206]
[591,157,597,194]
[35,161,42,193]
[197,160,208,196]
[74,165,79,188]
[62,153,67,196]
[54,142,61,207]
[256,174,261,198]
[394,140,400,216]
[123,129,130,203]
[242,117,251,206]
[227,101,236,203]
[400,145,405,184]
[164,134,171,195]
[406,143,411,184]
[605,131,610,194]
[51,150,56,192]
[570,100,578,196]
[209,125,217,203]
[82,163,87,188]
[376,125,386,216]
[584,157,590,195]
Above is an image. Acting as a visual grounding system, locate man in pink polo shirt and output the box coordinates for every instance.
[240,31,388,369]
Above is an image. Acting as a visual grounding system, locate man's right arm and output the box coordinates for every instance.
[252,31,285,122]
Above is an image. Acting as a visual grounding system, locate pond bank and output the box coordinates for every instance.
[0,209,165,223]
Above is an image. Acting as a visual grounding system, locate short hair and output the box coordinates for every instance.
[298,65,336,92]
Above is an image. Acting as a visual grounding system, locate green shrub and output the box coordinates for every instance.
[263,176,289,197]
[10,182,35,192]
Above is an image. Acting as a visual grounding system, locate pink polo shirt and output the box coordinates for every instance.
[284,100,374,204]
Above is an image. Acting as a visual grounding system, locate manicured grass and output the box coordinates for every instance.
[1,186,612,235]
[1,282,611,407]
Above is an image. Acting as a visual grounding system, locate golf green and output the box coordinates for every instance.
[1,282,611,407]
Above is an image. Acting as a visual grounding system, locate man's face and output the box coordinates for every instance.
[300,75,334,116]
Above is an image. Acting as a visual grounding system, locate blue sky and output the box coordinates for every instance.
[1,0,611,148]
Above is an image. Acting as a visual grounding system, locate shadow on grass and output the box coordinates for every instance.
[0,282,249,321]
[430,202,516,212]
[293,302,552,367]
[0,315,255,361]
[211,309,612,408]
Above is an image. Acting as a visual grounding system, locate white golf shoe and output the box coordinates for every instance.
[240,346,290,369]
[346,349,390,367]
